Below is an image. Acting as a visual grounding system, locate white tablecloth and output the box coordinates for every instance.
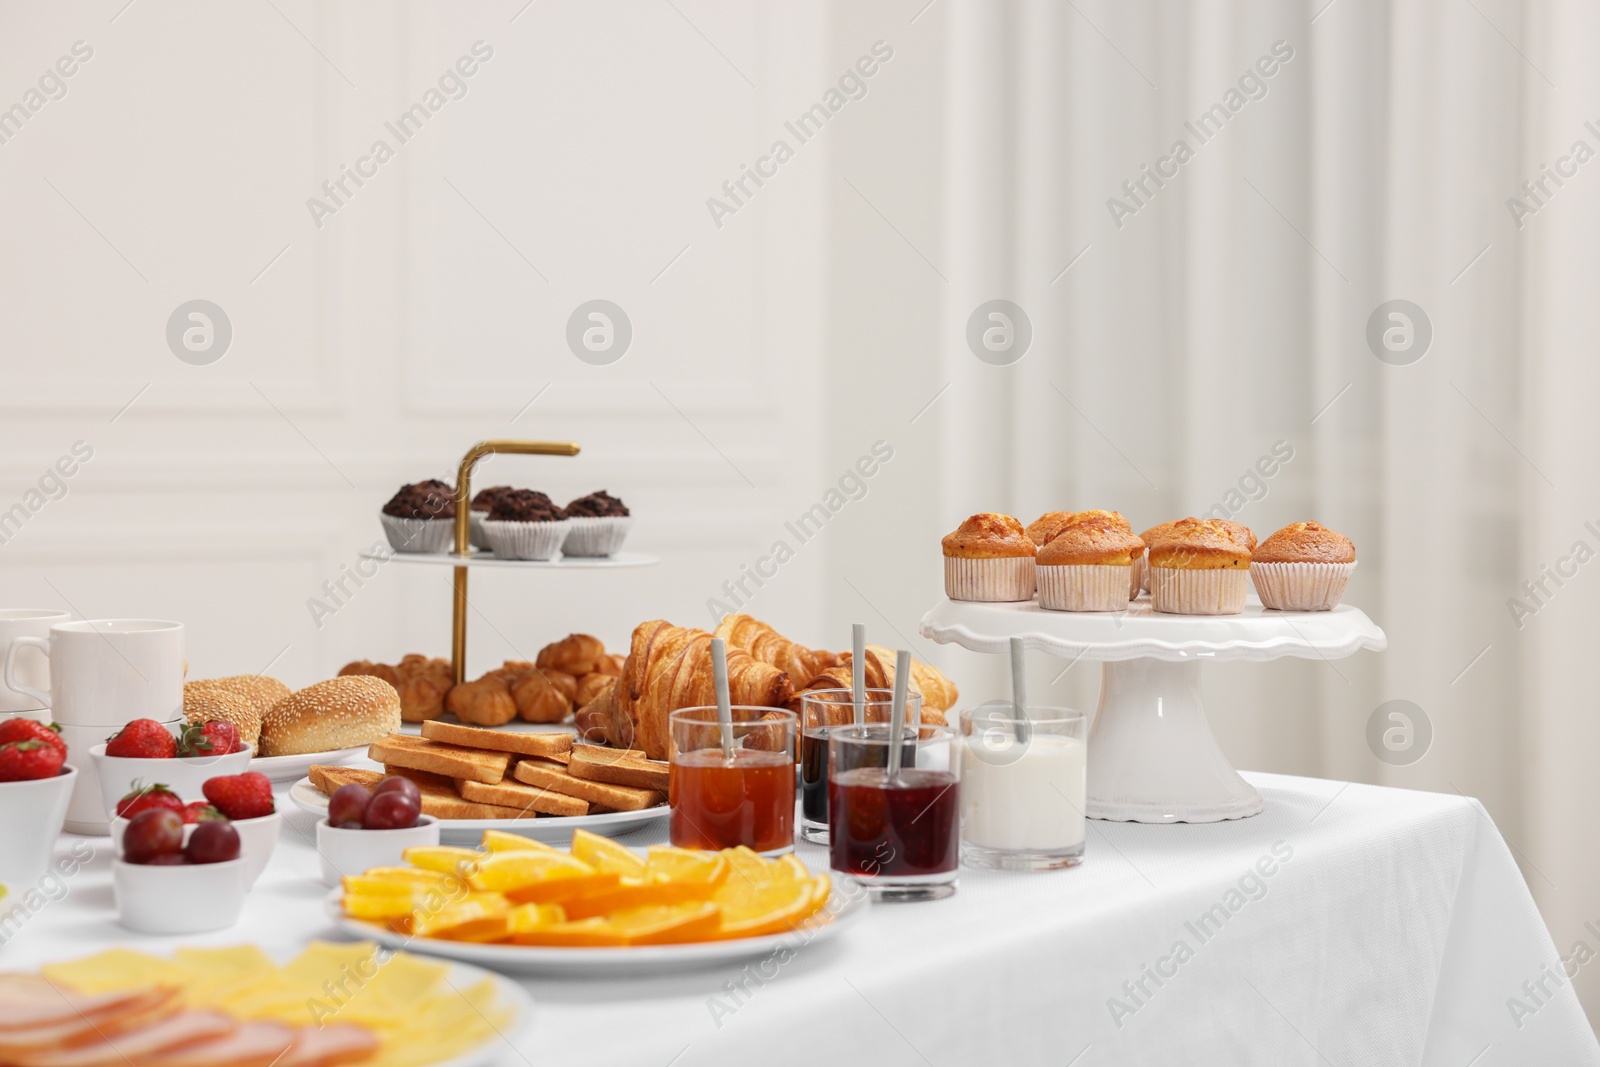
[3,772,1595,1066]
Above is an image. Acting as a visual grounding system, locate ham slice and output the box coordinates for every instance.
[0,989,180,1057]
[15,1010,236,1067]
[151,1021,299,1067]
[0,978,176,1033]
[277,1024,381,1067]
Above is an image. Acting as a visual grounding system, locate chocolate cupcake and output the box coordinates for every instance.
[468,485,515,551]
[562,490,631,557]
[380,480,457,554]
[482,490,571,561]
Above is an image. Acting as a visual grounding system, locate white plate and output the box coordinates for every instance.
[290,776,670,842]
[253,746,369,784]
[361,549,659,570]
[324,882,866,976]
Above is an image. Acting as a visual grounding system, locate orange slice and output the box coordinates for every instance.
[343,868,458,896]
[609,902,723,945]
[481,830,556,853]
[507,902,566,934]
[467,851,594,892]
[343,893,426,921]
[509,918,623,947]
[410,893,510,940]
[645,847,730,887]
[571,829,647,879]
[403,846,484,877]
[560,880,710,920]
[710,874,815,939]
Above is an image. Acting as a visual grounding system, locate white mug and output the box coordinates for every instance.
[4,619,184,727]
[0,609,70,713]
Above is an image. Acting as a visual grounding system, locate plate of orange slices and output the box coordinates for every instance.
[325,829,865,975]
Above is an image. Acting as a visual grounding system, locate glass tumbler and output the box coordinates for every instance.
[669,706,796,855]
[799,688,922,845]
[828,723,959,902]
[959,704,1087,871]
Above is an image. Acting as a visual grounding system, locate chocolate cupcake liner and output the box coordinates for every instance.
[1038,564,1132,612]
[562,516,632,557]
[483,519,571,561]
[1251,561,1356,611]
[468,510,492,551]
[944,556,1036,602]
[1150,567,1248,615]
[380,514,457,555]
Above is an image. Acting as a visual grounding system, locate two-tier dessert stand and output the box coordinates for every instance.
[919,596,1386,822]
[362,440,658,684]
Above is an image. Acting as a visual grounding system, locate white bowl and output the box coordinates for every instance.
[111,808,281,889]
[317,815,440,888]
[0,766,77,889]
[89,742,252,822]
[58,720,183,836]
[112,856,246,934]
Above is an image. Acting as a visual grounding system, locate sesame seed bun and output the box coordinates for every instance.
[185,675,292,718]
[259,676,402,757]
[183,688,262,748]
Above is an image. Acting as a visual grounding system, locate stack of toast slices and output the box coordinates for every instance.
[309,720,669,820]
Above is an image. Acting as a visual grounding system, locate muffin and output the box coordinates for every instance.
[482,489,571,561]
[1037,523,1144,611]
[469,485,515,550]
[1136,520,1184,594]
[562,490,632,557]
[380,480,457,554]
[1025,511,1077,547]
[1251,522,1356,611]
[1147,518,1251,615]
[941,513,1036,602]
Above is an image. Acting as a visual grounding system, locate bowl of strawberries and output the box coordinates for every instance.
[90,717,252,826]
[0,717,76,889]
[109,772,281,887]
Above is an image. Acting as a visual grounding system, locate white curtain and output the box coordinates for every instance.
[874,0,1599,1023]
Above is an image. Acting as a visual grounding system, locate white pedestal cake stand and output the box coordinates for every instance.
[918,596,1386,823]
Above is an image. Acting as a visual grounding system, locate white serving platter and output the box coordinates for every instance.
[253,745,369,784]
[324,884,866,977]
[290,776,669,843]
[361,549,659,570]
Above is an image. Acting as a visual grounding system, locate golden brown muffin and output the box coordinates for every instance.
[1025,511,1077,547]
[1147,519,1251,570]
[1214,519,1257,552]
[1038,524,1144,566]
[941,513,1035,558]
[1254,522,1354,564]
[1139,519,1184,548]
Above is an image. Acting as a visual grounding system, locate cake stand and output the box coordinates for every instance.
[918,596,1386,823]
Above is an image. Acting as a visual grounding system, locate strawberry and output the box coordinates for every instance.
[182,801,226,824]
[115,781,184,819]
[0,719,66,757]
[179,720,240,758]
[0,740,65,782]
[202,772,275,820]
[105,719,177,759]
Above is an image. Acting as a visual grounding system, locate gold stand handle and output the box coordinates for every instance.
[451,439,580,684]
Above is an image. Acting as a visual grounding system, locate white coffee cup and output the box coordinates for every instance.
[0,609,70,713]
[4,619,184,727]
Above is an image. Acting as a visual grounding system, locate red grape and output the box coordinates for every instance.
[372,776,420,807]
[145,853,188,866]
[364,790,420,831]
[122,809,184,864]
[327,784,372,828]
[186,820,241,864]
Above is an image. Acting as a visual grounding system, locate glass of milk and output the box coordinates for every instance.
[958,704,1087,871]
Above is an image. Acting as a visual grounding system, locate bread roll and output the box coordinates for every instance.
[185,675,292,718]
[182,689,262,749]
[259,676,402,757]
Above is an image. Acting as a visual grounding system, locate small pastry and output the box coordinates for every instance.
[1250,522,1356,611]
[574,671,614,707]
[395,654,452,722]
[562,490,632,557]
[380,480,458,554]
[339,660,400,688]
[445,676,517,727]
[941,513,1036,602]
[510,671,572,723]
[482,490,570,561]
[1147,518,1251,615]
[1037,523,1144,612]
[536,633,608,677]
[469,485,515,550]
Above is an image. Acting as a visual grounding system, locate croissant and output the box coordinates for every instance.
[510,671,572,723]
[787,648,954,726]
[594,620,793,759]
[713,614,838,689]
[537,634,607,677]
[445,676,516,727]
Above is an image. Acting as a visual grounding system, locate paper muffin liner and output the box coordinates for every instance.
[1250,561,1357,611]
[1038,564,1132,612]
[1131,556,1146,598]
[1150,567,1248,615]
[380,513,457,555]
[468,510,491,551]
[944,556,1036,602]
[483,519,572,561]
[562,516,632,557]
